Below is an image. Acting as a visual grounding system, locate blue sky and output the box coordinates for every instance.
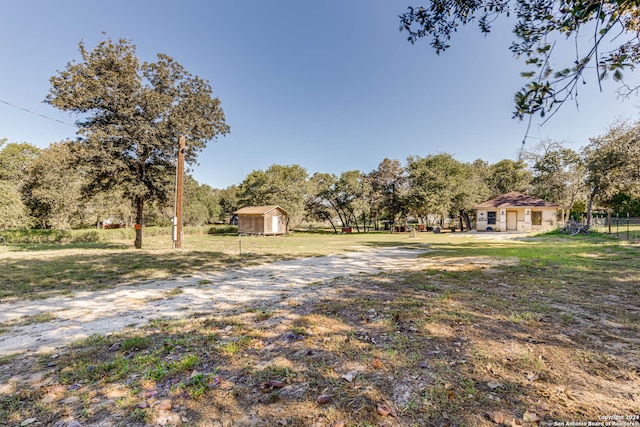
[1,1,638,189]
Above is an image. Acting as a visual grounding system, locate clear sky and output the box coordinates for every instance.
[1,1,638,189]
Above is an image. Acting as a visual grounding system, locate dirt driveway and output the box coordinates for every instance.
[1,247,438,357]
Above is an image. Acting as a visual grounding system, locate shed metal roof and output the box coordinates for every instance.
[235,205,287,215]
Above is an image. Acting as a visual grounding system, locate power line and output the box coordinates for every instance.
[0,98,75,127]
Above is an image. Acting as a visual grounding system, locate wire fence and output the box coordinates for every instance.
[571,215,640,241]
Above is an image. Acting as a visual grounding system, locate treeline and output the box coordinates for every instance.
[2,119,639,232]
[0,139,227,230]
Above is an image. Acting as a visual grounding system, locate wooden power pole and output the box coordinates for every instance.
[173,136,185,248]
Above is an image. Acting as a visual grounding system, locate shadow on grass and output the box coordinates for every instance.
[2,247,638,425]
[0,250,250,300]
[7,242,131,252]
[415,232,638,273]
[359,238,432,249]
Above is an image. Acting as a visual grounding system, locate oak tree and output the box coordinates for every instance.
[368,158,409,229]
[0,140,39,230]
[0,180,32,230]
[406,153,485,229]
[487,159,532,195]
[305,171,371,232]
[525,140,586,221]
[305,172,340,233]
[0,140,40,186]
[47,37,229,247]
[334,170,372,232]
[237,164,308,228]
[219,185,240,223]
[584,119,640,225]
[23,141,85,229]
[406,153,462,226]
[400,0,640,120]
[305,172,341,233]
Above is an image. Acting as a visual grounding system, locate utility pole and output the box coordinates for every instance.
[173,136,185,249]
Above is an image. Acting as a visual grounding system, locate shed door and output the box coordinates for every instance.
[506,211,517,230]
[272,216,279,234]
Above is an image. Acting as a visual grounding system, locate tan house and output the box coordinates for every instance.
[474,192,559,232]
[235,205,288,235]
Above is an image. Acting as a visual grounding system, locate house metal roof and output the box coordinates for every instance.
[474,192,559,209]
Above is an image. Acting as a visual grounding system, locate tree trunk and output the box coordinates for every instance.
[565,203,575,223]
[585,189,596,228]
[325,214,338,234]
[134,196,143,249]
[460,209,471,231]
[351,212,360,233]
[329,200,347,228]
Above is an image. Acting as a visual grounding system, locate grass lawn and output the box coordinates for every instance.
[0,229,639,426]
[0,228,430,301]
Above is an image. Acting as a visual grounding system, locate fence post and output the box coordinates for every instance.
[627,213,630,240]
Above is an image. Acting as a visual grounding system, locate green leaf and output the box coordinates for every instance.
[613,69,623,81]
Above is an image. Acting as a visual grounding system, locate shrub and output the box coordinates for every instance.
[208,225,238,235]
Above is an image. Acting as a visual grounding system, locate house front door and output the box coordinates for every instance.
[506,211,517,230]
[272,216,279,234]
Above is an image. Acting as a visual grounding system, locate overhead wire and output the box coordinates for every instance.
[0,98,75,127]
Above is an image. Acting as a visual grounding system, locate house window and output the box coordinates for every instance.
[531,211,542,226]
[487,211,496,225]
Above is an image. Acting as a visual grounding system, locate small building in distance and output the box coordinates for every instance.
[235,205,288,235]
[474,192,559,232]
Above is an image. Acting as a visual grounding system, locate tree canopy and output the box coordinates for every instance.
[0,140,39,230]
[584,119,640,224]
[6,120,640,234]
[487,159,532,195]
[23,141,84,229]
[524,140,586,221]
[46,37,229,247]
[406,153,489,229]
[0,140,40,185]
[368,158,408,226]
[237,164,309,227]
[0,180,32,230]
[400,0,640,120]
